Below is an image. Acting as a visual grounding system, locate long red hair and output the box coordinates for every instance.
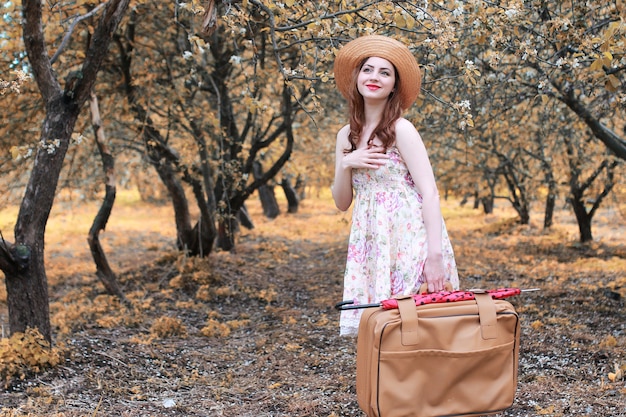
[345,58,403,153]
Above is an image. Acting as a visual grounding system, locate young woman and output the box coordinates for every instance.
[332,35,459,336]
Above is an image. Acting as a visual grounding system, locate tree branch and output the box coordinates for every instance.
[22,0,61,102]
[50,3,107,65]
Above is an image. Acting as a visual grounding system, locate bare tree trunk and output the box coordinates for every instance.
[238,205,254,230]
[0,0,131,343]
[568,197,593,243]
[253,161,280,219]
[217,217,238,252]
[482,173,497,214]
[186,175,216,257]
[1,238,51,342]
[499,161,531,225]
[473,190,480,210]
[569,160,619,243]
[295,175,306,201]
[536,130,557,229]
[541,170,557,229]
[544,193,556,229]
[259,185,280,219]
[152,157,194,252]
[481,197,494,214]
[87,91,127,302]
[565,134,619,242]
[281,176,299,214]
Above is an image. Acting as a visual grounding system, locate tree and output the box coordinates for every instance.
[87,91,127,303]
[2,0,624,343]
[563,125,621,242]
[424,1,624,232]
[0,0,130,342]
[100,0,324,253]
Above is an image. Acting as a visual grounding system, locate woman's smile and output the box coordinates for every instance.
[357,57,396,101]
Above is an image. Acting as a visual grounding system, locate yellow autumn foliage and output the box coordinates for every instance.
[150,316,188,339]
[0,329,62,388]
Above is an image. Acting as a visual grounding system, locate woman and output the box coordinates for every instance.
[332,35,459,336]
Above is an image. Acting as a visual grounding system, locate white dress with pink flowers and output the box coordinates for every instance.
[339,146,459,337]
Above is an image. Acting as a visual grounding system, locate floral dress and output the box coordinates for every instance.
[339,146,459,337]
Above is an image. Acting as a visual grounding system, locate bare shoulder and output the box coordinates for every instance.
[336,124,351,147]
[337,123,350,138]
[394,118,423,146]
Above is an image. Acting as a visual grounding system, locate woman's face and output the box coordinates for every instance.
[356,57,396,104]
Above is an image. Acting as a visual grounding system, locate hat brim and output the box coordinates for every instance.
[334,35,421,110]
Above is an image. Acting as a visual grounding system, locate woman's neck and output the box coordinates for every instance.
[363,100,386,128]
[359,105,387,147]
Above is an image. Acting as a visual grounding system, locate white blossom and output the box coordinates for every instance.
[40,139,61,155]
[454,100,471,111]
[73,133,85,145]
[504,8,518,19]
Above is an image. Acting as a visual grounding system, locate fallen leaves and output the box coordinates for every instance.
[608,362,624,383]
[1,196,624,415]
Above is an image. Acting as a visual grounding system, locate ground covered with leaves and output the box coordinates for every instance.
[0,194,624,416]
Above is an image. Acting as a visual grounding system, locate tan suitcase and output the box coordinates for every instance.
[355,292,520,417]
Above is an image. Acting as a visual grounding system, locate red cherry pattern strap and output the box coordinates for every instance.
[380,288,522,310]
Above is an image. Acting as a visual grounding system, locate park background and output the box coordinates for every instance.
[1,1,625,416]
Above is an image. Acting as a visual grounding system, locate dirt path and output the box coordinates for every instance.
[1,196,624,416]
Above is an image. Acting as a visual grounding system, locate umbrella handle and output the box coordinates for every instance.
[334,300,382,310]
[335,287,540,311]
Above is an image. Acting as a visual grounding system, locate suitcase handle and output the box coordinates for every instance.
[474,292,498,339]
[397,297,420,345]
[397,292,498,345]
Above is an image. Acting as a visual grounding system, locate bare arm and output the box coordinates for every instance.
[332,125,390,211]
[394,118,446,292]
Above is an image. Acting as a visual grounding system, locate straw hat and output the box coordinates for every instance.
[334,35,422,110]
